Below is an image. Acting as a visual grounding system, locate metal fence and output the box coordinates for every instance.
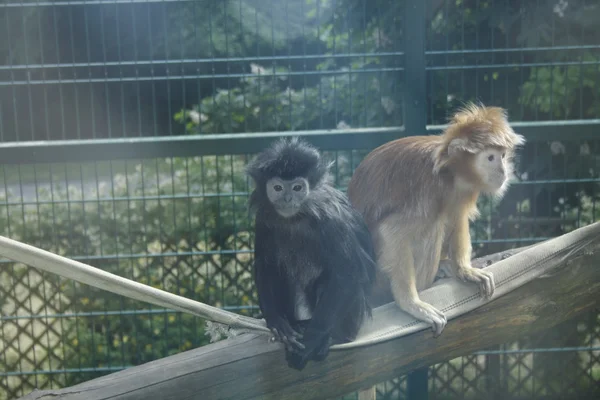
[1,0,599,399]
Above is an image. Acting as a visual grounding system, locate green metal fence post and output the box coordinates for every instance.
[404,1,429,399]
[403,0,427,135]
[407,367,429,400]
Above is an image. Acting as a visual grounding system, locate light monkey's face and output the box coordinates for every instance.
[266,176,309,217]
[473,147,510,193]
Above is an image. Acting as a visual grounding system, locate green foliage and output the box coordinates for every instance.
[174,62,401,133]
[161,1,285,58]
[520,53,600,119]
[0,7,41,65]
[0,156,257,391]
[174,0,404,134]
[516,0,600,119]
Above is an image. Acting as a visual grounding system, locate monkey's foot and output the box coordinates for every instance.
[456,265,495,299]
[268,317,305,351]
[285,348,309,371]
[404,299,447,337]
[285,334,331,371]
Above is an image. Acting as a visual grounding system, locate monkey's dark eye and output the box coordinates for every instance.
[274,185,283,192]
[488,155,495,162]
[502,153,506,159]
[292,184,303,192]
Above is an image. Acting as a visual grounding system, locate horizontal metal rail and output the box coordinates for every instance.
[2,61,596,86]
[0,66,404,86]
[426,44,600,55]
[427,60,600,71]
[428,119,600,138]
[0,0,194,7]
[0,127,402,163]
[1,44,595,73]
[0,120,598,164]
[0,52,404,72]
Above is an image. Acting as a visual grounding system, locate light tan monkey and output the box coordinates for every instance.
[347,103,525,335]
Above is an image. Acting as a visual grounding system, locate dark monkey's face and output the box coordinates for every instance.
[266,176,309,217]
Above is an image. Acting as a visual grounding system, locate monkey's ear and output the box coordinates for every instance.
[447,138,475,156]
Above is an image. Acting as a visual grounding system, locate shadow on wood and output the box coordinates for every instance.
[19,241,600,400]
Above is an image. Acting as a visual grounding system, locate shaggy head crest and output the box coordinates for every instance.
[246,137,331,189]
[434,102,525,173]
[443,102,525,151]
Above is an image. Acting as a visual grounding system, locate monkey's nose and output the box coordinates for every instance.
[284,195,292,203]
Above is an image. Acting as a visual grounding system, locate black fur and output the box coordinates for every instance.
[246,137,378,370]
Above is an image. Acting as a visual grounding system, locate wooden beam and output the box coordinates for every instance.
[19,241,600,400]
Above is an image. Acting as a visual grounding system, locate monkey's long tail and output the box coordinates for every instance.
[0,220,599,349]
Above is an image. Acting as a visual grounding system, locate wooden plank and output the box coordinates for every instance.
[18,243,600,400]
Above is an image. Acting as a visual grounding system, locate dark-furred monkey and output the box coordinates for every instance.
[247,137,377,370]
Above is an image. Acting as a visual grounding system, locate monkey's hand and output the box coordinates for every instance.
[267,317,305,351]
[455,264,495,300]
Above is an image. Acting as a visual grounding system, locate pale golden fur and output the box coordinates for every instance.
[347,102,525,335]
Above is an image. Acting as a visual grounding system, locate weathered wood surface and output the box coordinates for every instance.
[18,242,600,400]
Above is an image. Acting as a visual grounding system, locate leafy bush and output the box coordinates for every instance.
[0,156,256,391]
